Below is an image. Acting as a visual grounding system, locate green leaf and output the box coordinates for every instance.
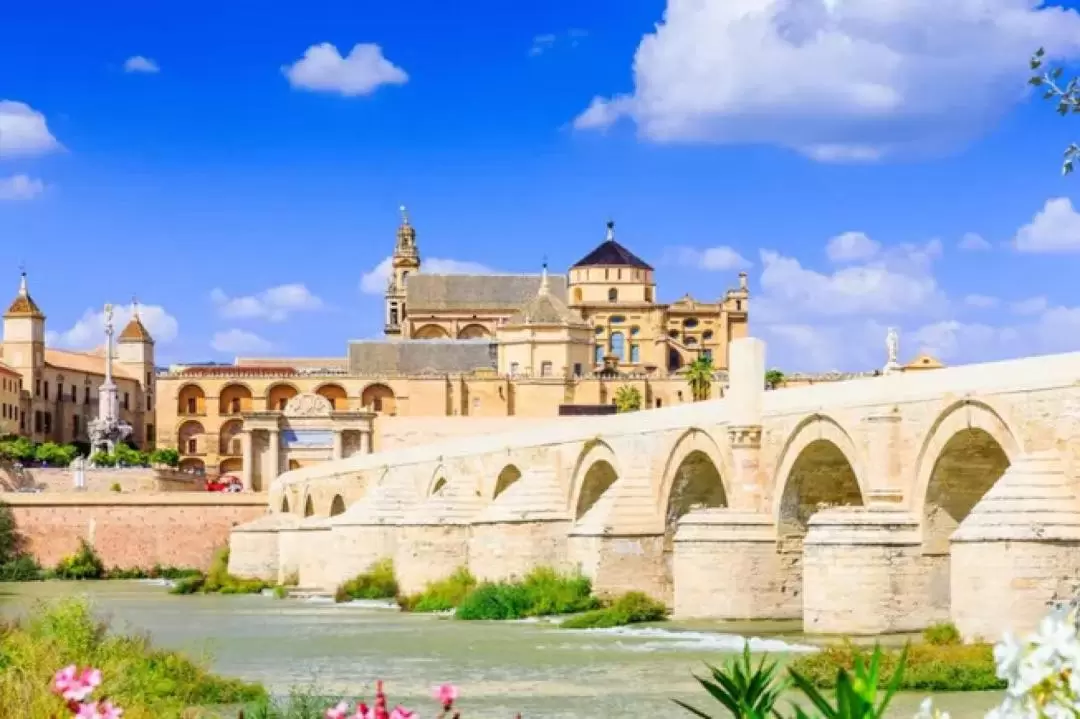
[1030,76,1045,86]
[1037,47,1046,57]
[672,698,715,718]
[1053,67,1064,79]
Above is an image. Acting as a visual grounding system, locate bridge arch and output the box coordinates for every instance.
[303,493,315,518]
[329,494,346,517]
[568,440,622,525]
[281,495,290,513]
[772,414,866,536]
[428,465,450,497]
[493,464,523,500]
[912,399,1018,621]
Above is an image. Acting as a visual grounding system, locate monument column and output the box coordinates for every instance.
[240,430,254,491]
[267,428,280,484]
[726,338,766,511]
[332,429,344,460]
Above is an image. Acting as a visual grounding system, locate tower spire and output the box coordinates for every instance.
[132,295,141,319]
[605,220,615,242]
[399,204,410,226]
[539,256,550,296]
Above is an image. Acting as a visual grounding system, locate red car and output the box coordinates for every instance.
[206,475,243,492]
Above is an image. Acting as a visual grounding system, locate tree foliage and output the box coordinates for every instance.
[765,369,785,390]
[686,356,715,402]
[1029,47,1080,175]
[614,385,643,413]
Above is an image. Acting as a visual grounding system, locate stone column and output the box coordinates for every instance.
[360,430,372,454]
[861,408,903,504]
[240,430,254,491]
[267,429,280,484]
[726,338,766,510]
[332,430,344,460]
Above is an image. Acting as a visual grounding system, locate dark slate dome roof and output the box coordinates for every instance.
[571,222,653,270]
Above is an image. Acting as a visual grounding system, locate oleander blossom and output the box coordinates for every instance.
[51,666,122,718]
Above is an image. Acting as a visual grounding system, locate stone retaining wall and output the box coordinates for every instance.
[3,493,267,570]
[2,466,204,493]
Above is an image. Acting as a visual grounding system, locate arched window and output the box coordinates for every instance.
[684,318,699,328]
[595,345,604,364]
[703,330,714,340]
[630,345,640,363]
[607,288,618,302]
[610,315,625,324]
[610,332,626,361]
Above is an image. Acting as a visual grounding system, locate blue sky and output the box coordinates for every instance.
[5,0,1080,372]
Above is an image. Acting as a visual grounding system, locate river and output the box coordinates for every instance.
[0,581,1001,718]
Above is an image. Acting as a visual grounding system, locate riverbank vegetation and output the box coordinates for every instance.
[0,434,179,468]
[170,547,270,595]
[398,566,477,612]
[3,597,264,718]
[334,558,399,603]
[787,621,1003,692]
[559,591,667,628]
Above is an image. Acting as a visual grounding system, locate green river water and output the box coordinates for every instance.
[0,581,1002,718]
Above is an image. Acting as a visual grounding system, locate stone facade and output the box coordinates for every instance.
[6,493,266,569]
[225,336,1080,637]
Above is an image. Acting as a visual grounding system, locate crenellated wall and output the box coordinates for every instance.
[228,338,1080,636]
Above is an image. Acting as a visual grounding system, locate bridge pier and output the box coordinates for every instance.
[568,532,668,602]
[326,483,412,588]
[227,512,301,582]
[469,469,572,582]
[673,510,797,619]
[282,517,333,589]
[803,508,929,635]
[951,451,1080,639]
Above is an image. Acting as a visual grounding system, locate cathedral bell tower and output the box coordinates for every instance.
[384,205,421,338]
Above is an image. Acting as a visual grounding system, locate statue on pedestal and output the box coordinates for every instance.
[87,303,133,455]
[883,327,902,375]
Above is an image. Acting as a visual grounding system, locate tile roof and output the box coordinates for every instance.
[347,339,496,375]
[571,239,653,270]
[118,317,153,343]
[43,349,137,380]
[5,274,44,318]
[506,285,588,327]
[0,360,19,378]
[405,274,567,311]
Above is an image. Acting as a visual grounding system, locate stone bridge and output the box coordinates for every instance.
[228,338,1080,638]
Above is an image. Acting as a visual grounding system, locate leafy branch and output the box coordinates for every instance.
[1029,47,1080,175]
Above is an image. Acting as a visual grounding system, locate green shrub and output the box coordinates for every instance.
[560,591,667,629]
[0,553,43,581]
[54,539,105,580]
[923,621,962,646]
[33,442,77,467]
[0,597,265,717]
[335,558,399,603]
[169,547,270,596]
[675,643,789,718]
[109,482,122,493]
[272,585,289,600]
[398,566,477,612]
[455,567,597,620]
[149,447,180,468]
[90,451,115,467]
[787,640,1004,692]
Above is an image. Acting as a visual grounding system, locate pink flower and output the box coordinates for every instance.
[352,705,373,719]
[75,703,101,719]
[52,665,78,696]
[80,668,102,692]
[434,683,458,707]
[326,701,351,719]
[97,701,123,719]
[389,707,415,719]
[53,665,102,702]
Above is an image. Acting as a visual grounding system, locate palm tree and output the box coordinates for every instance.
[686,355,714,402]
[614,385,643,413]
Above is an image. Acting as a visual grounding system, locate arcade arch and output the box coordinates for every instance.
[361,384,396,414]
[219,383,252,415]
[458,324,490,340]
[315,383,348,410]
[493,465,522,499]
[177,384,206,416]
[414,324,450,339]
[177,420,205,456]
[267,383,299,411]
[329,495,346,517]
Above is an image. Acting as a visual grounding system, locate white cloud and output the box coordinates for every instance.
[211,329,272,355]
[282,43,408,97]
[359,257,496,295]
[1011,296,1049,316]
[530,29,588,56]
[46,302,179,348]
[572,0,1080,160]
[1014,197,1080,253]
[0,101,61,158]
[825,231,880,263]
[123,56,160,74]
[0,174,44,201]
[964,294,999,309]
[530,34,557,56]
[667,245,750,271]
[958,232,992,251]
[210,283,324,322]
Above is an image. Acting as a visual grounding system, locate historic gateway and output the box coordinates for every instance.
[228,336,1080,638]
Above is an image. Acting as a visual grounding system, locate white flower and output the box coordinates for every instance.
[995,632,1025,682]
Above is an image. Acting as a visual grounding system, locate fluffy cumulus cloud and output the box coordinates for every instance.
[825,231,880,263]
[211,329,272,355]
[573,0,1080,161]
[1013,197,1080,252]
[282,43,408,97]
[530,29,588,56]
[46,302,179,349]
[123,56,160,74]
[666,245,750,271]
[359,257,496,294]
[964,294,999,309]
[210,283,324,322]
[0,100,61,158]
[0,174,44,201]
